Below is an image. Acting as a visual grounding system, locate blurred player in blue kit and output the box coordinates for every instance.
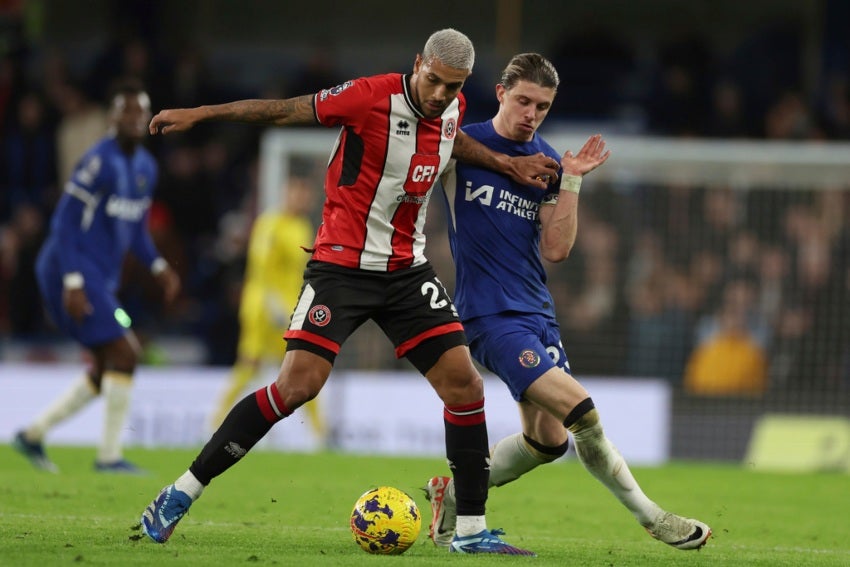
[425,53,712,551]
[13,79,180,474]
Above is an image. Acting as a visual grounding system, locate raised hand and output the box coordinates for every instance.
[561,134,611,177]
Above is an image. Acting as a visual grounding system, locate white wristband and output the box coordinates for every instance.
[560,174,582,194]
[151,257,168,275]
[63,272,85,289]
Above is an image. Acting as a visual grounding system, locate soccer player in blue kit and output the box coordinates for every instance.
[13,79,180,474]
[426,53,712,551]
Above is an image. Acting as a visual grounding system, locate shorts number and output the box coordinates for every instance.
[547,341,570,372]
[421,280,459,315]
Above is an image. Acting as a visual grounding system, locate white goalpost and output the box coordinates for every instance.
[260,129,850,210]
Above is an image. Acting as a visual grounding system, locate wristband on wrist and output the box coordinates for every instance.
[151,257,168,275]
[560,174,582,194]
[63,272,85,289]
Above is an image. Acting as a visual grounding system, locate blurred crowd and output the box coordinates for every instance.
[1,7,849,396]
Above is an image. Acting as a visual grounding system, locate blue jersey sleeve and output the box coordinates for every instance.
[53,153,108,276]
[129,162,160,269]
[129,208,160,269]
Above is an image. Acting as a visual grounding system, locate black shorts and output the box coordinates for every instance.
[284,260,467,372]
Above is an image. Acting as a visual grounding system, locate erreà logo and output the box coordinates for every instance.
[396,119,410,136]
[464,181,493,206]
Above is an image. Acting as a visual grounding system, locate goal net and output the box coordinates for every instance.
[260,128,850,462]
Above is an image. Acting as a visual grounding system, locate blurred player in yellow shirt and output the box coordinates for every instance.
[211,175,325,443]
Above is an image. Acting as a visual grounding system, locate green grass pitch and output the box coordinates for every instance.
[1,445,847,566]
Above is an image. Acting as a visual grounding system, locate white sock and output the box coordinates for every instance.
[489,432,551,487]
[571,418,662,526]
[174,470,205,501]
[98,371,133,463]
[455,515,486,537]
[444,433,553,539]
[25,374,97,440]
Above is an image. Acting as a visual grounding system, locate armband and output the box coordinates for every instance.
[63,272,85,289]
[151,257,168,275]
[560,174,582,194]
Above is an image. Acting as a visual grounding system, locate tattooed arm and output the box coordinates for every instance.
[149,95,317,135]
[451,130,560,190]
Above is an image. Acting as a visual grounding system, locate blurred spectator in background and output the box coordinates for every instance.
[705,79,751,138]
[0,53,24,131]
[625,233,695,382]
[3,203,46,338]
[646,36,711,136]
[292,42,342,96]
[54,81,109,184]
[167,43,222,108]
[769,201,846,391]
[763,90,822,140]
[1,91,57,220]
[755,244,791,330]
[684,278,769,396]
[559,211,627,375]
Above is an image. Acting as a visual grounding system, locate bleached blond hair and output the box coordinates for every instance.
[422,28,475,71]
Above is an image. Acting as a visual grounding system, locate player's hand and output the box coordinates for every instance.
[149,108,199,135]
[561,134,611,177]
[155,266,181,305]
[63,288,93,323]
[507,152,561,189]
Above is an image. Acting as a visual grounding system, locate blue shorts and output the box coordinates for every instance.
[464,312,571,401]
[36,255,128,348]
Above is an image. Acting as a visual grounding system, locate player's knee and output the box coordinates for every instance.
[108,354,137,375]
[523,433,569,463]
[434,368,483,405]
[275,372,323,410]
[103,337,140,374]
[563,397,598,433]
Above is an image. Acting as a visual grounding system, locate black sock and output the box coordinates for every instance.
[444,400,489,516]
[190,384,290,485]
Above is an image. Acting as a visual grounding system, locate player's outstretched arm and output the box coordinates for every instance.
[149,95,318,135]
[452,130,559,190]
[539,134,611,263]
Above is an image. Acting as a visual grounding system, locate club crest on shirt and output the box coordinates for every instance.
[443,118,457,140]
[309,305,332,327]
[136,174,147,193]
[518,349,540,368]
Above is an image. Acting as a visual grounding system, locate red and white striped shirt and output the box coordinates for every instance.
[312,73,463,271]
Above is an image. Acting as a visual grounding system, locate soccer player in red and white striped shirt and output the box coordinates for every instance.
[141,29,558,555]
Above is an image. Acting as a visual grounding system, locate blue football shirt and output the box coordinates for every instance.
[439,120,562,322]
[37,135,160,293]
